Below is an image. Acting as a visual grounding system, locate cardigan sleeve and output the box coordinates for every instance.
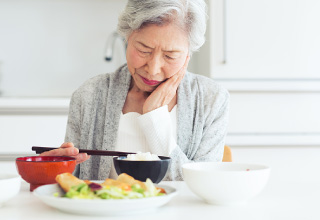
[137,87,229,181]
[172,91,229,180]
[64,90,82,177]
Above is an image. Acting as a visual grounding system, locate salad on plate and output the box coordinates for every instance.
[55,173,166,200]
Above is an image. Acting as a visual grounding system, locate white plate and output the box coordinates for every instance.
[33,182,177,216]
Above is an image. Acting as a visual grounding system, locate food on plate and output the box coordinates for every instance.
[125,151,160,161]
[55,172,85,192]
[101,173,147,190]
[55,173,166,199]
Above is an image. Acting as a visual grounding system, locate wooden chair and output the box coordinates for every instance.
[222,145,232,162]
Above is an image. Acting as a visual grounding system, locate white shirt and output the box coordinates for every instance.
[109,105,177,179]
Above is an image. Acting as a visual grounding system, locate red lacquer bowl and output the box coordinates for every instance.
[16,156,76,191]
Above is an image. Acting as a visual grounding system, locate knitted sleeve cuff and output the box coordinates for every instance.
[137,105,177,156]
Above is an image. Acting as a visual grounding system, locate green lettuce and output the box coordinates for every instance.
[62,178,164,200]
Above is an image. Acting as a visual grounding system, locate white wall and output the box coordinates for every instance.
[190,0,320,146]
[0,0,127,97]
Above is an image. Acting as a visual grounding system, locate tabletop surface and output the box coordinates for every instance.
[1,178,320,220]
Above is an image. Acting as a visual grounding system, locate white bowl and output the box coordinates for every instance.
[0,174,21,207]
[182,162,270,206]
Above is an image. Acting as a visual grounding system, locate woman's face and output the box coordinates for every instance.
[126,23,189,93]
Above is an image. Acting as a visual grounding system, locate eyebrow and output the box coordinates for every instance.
[137,41,153,49]
[137,41,182,53]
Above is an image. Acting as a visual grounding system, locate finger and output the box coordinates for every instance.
[58,142,78,155]
[172,55,190,80]
[183,55,190,68]
[39,146,79,157]
[166,59,188,87]
[74,153,91,164]
[180,55,190,77]
[60,142,74,149]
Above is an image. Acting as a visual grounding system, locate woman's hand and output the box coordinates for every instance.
[143,55,190,114]
[39,142,90,165]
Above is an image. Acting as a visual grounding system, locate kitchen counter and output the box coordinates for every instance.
[2,179,319,220]
[0,97,70,114]
[0,98,69,153]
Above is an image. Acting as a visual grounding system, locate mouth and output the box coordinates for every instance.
[139,75,161,86]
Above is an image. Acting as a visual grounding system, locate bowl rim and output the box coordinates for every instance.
[113,155,171,162]
[182,162,270,173]
[16,156,76,162]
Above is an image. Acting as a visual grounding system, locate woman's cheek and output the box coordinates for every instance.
[127,49,145,69]
[164,59,186,78]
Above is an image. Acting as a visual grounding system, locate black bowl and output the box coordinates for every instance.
[113,156,171,183]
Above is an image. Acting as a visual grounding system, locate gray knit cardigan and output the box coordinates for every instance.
[65,64,229,181]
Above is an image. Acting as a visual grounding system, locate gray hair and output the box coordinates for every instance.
[117,0,208,54]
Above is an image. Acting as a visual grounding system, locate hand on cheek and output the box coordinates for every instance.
[142,55,190,114]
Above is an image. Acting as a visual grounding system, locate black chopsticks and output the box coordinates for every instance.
[32,146,135,157]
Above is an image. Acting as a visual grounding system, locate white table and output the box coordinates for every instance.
[1,179,319,220]
[0,181,320,220]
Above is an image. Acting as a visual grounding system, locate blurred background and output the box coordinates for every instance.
[0,0,319,183]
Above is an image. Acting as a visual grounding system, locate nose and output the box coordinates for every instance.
[146,54,163,76]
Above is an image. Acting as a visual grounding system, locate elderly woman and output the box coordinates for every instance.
[41,0,229,181]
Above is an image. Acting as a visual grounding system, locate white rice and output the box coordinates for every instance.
[125,152,160,161]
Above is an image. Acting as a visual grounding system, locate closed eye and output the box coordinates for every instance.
[165,55,175,60]
[138,50,151,54]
